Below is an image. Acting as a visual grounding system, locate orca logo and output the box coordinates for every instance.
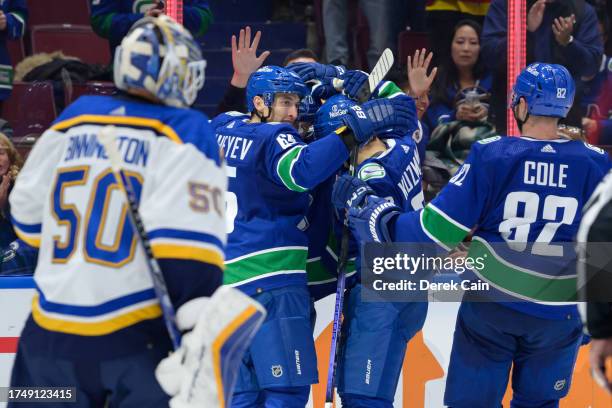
[553,379,566,391]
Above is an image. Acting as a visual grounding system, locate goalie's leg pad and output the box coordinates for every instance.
[338,284,427,401]
[337,284,427,402]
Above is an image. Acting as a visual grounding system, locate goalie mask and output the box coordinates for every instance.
[114,15,206,108]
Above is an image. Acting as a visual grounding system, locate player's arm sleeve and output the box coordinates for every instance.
[90,0,141,44]
[5,0,27,39]
[183,0,213,38]
[141,132,226,309]
[393,143,489,250]
[9,132,63,248]
[481,0,507,70]
[268,129,349,192]
[215,84,247,115]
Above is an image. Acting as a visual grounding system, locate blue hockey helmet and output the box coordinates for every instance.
[114,15,206,108]
[246,66,309,113]
[313,93,357,139]
[510,63,575,118]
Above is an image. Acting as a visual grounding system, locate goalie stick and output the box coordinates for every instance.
[325,48,395,408]
[332,48,394,103]
[99,126,182,350]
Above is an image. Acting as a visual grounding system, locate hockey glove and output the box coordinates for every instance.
[287,62,345,82]
[155,286,266,408]
[310,78,339,101]
[362,97,417,136]
[332,174,374,211]
[339,70,369,102]
[348,195,401,243]
[340,104,376,144]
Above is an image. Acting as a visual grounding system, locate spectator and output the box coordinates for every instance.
[90,0,213,61]
[424,20,493,132]
[426,0,490,66]
[0,132,21,248]
[482,0,603,132]
[216,26,271,115]
[0,0,27,110]
[581,8,612,144]
[323,0,392,69]
[283,48,318,66]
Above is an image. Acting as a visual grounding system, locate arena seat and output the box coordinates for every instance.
[398,31,430,66]
[31,25,110,65]
[6,38,25,66]
[64,81,117,107]
[2,81,57,138]
[27,0,90,26]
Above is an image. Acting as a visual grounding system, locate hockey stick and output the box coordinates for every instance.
[332,48,394,103]
[324,49,395,408]
[99,126,182,350]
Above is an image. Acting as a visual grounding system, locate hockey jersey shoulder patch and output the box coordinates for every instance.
[358,162,386,181]
[477,135,502,145]
[584,142,605,155]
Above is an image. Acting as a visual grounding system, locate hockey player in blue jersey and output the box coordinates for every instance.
[9,16,264,408]
[334,62,612,407]
[315,92,427,408]
[212,65,416,407]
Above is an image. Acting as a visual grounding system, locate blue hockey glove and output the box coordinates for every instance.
[348,195,401,243]
[310,78,339,101]
[340,70,368,101]
[340,104,376,144]
[332,174,373,211]
[361,97,417,135]
[287,62,345,82]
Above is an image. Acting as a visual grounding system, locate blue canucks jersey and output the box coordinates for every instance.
[212,112,349,294]
[393,136,612,319]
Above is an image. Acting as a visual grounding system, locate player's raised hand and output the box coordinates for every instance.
[287,62,345,83]
[407,48,437,98]
[231,26,271,88]
[339,70,369,101]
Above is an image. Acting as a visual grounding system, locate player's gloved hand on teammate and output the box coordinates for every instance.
[310,78,339,101]
[340,70,369,101]
[332,174,374,210]
[347,193,401,243]
[362,97,417,135]
[287,62,345,83]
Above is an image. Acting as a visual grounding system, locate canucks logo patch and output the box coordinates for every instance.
[358,163,386,181]
[478,135,501,144]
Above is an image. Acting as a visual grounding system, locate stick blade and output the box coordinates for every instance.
[368,48,394,93]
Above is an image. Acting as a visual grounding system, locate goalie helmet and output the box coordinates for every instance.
[246,66,308,113]
[510,63,574,118]
[114,15,206,108]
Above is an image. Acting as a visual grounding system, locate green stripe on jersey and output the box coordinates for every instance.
[276,145,308,192]
[306,258,356,283]
[421,205,469,248]
[224,247,308,285]
[469,237,577,302]
[378,81,404,99]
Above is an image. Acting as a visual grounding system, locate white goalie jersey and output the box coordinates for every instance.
[9,95,227,337]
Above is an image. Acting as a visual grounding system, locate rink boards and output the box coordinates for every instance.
[0,276,610,407]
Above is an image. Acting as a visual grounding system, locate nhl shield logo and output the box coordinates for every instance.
[553,379,566,391]
[271,365,283,378]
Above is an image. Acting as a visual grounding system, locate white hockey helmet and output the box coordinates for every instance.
[114,15,206,108]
